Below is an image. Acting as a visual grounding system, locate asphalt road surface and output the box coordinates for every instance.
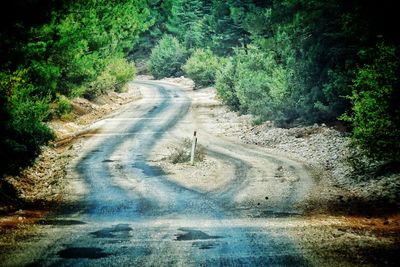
[3,81,314,266]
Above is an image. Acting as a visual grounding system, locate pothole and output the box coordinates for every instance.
[90,224,132,238]
[192,241,218,250]
[175,228,222,241]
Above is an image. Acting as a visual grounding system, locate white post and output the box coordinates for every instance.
[190,131,197,165]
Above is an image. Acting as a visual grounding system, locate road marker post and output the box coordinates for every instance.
[190,131,197,165]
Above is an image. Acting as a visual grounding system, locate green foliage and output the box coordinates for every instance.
[84,56,136,99]
[234,47,290,122]
[215,57,240,111]
[148,35,187,79]
[130,0,174,60]
[216,47,294,124]
[1,0,400,176]
[166,0,210,50]
[341,44,400,162]
[104,57,136,93]
[0,70,54,175]
[54,94,73,118]
[84,71,115,100]
[183,49,219,87]
[0,0,151,177]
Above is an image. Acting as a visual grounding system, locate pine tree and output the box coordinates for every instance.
[166,0,205,49]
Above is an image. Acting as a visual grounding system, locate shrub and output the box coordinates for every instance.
[54,94,73,117]
[183,49,219,87]
[84,56,136,99]
[84,71,116,100]
[0,70,54,176]
[341,44,400,163]
[168,138,205,164]
[234,48,290,121]
[216,47,292,124]
[148,35,187,79]
[104,57,136,92]
[215,57,240,111]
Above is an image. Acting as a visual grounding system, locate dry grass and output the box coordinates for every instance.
[168,138,206,164]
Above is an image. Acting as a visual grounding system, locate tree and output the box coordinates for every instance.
[0,0,151,177]
[148,35,187,78]
[183,49,219,87]
[342,44,400,163]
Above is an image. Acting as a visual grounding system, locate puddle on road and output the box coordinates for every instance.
[38,219,86,226]
[58,247,111,259]
[90,224,132,238]
[175,228,223,241]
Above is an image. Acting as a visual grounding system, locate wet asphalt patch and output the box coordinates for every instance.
[58,247,111,259]
[175,228,223,241]
[90,224,132,238]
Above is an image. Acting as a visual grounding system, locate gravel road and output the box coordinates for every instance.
[1,81,314,266]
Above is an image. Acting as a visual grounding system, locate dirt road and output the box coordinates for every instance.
[1,81,315,266]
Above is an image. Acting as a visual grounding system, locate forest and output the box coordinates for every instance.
[1,0,399,178]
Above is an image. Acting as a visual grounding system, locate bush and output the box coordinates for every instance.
[0,70,54,176]
[216,47,292,124]
[84,71,116,100]
[183,49,219,87]
[168,138,205,164]
[215,57,240,111]
[54,94,73,118]
[235,48,290,121]
[104,57,136,92]
[341,44,400,163]
[84,57,136,99]
[148,35,187,79]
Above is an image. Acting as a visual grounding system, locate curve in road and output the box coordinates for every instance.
[3,81,311,267]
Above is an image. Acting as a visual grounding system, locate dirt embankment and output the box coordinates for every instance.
[1,82,142,213]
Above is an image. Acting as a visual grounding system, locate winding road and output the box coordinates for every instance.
[3,81,314,266]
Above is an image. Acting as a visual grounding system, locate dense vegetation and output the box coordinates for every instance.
[138,0,399,165]
[0,0,151,176]
[1,0,399,178]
